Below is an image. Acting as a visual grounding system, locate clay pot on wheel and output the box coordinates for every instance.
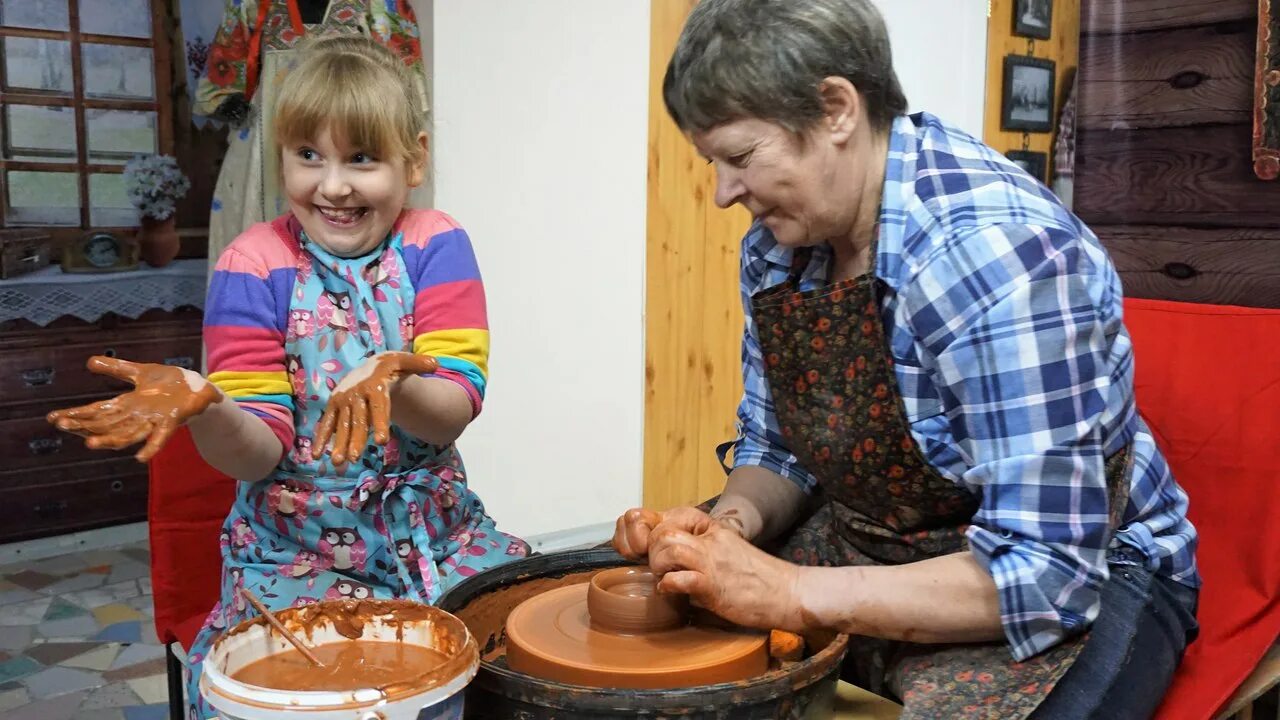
[139,215,180,268]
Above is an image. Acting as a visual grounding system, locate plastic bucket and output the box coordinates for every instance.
[200,599,478,720]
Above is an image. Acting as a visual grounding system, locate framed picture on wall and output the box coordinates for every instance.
[1014,0,1053,40]
[1001,55,1056,132]
[1006,150,1048,183]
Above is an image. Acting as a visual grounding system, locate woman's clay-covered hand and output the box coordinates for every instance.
[46,356,221,462]
[612,505,746,560]
[312,351,438,465]
[647,519,804,633]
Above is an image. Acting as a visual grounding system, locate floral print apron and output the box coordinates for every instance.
[745,246,1131,720]
[183,232,527,719]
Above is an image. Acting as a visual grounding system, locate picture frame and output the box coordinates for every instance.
[1006,150,1049,183]
[1014,0,1053,40]
[1252,0,1280,180]
[1001,55,1057,133]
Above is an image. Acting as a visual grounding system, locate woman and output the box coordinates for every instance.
[614,1,1198,718]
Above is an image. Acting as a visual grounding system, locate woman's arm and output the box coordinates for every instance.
[795,552,1003,643]
[710,465,807,545]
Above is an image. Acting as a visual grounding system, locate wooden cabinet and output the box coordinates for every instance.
[0,308,202,543]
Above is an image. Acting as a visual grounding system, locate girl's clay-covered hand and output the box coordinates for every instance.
[47,356,222,462]
[312,351,438,466]
[612,505,745,560]
[647,519,804,633]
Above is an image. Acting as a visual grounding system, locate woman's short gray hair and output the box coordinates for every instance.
[664,0,908,134]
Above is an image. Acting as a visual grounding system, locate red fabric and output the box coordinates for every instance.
[147,426,235,651]
[1125,299,1280,720]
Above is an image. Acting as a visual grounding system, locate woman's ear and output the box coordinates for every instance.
[817,76,861,146]
[407,131,429,187]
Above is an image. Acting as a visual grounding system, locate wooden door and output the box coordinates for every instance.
[643,0,751,510]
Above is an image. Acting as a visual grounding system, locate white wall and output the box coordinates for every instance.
[428,1,651,540]
[873,0,988,137]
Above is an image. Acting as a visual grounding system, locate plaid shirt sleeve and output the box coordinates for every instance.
[901,221,1121,661]
[729,227,819,494]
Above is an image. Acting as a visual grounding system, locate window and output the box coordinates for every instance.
[0,0,171,232]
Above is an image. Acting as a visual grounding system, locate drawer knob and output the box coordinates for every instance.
[28,437,63,456]
[163,356,195,370]
[110,480,125,492]
[21,367,55,387]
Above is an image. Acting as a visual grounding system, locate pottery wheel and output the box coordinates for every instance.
[504,582,768,689]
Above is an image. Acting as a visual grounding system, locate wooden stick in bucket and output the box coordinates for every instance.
[239,587,326,668]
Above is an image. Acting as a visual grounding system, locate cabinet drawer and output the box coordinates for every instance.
[0,333,201,408]
[0,413,134,470]
[0,461,147,544]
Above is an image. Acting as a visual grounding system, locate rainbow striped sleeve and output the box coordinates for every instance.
[204,225,297,453]
[399,210,489,417]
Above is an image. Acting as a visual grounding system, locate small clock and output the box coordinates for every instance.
[61,231,140,274]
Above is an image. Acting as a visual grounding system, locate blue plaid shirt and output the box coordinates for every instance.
[731,112,1199,661]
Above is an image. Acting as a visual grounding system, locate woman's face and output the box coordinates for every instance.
[692,117,851,248]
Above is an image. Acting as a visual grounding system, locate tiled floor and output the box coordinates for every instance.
[0,541,171,720]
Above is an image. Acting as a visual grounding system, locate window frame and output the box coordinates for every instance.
[0,0,173,239]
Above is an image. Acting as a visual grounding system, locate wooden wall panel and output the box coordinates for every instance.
[1082,0,1254,35]
[984,0,1081,162]
[1097,226,1280,307]
[1076,123,1280,226]
[1077,0,1280,307]
[1076,23,1253,130]
[643,0,749,511]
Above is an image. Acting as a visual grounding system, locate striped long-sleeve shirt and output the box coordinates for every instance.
[203,209,489,453]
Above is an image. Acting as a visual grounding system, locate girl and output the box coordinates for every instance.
[48,35,527,718]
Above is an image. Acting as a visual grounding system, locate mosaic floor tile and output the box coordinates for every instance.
[0,586,41,607]
[93,603,144,627]
[94,621,142,644]
[0,598,52,626]
[4,689,88,720]
[37,614,101,640]
[77,709,126,720]
[43,597,89,622]
[139,621,160,646]
[123,704,167,720]
[120,547,151,565]
[40,572,106,596]
[84,565,113,575]
[0,655,41,684]
[5,571,59,592]
[137,577,152,595]
[34,554,88,576]
[104,656,167,683]
[0,625,35,651]
[25,642,100,667]
[107,561,150,586]
[67,581,141,611]
[109,642,165,671]
[0,650,9,662]
[63,643,121,671]
[76,550,130,568]
[80,681,142,710]
[126,595,155,616]
[125,673,168,705]
[22,665,103,700]
[0,684,30,712]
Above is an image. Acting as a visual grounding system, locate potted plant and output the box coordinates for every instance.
[124,153,191,267]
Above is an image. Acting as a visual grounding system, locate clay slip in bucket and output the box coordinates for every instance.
[200,599,477,720]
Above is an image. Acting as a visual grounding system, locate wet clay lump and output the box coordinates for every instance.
[505,567,767,689]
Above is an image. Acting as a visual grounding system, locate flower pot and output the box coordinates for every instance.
[139,215,180,268]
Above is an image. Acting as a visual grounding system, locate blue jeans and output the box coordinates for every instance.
[1030,547,1200,719]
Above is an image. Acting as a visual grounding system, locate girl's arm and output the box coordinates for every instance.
[188,393,284,480]
[389,375,473,446]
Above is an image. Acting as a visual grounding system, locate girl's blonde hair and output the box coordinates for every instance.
[274,35,426,167]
